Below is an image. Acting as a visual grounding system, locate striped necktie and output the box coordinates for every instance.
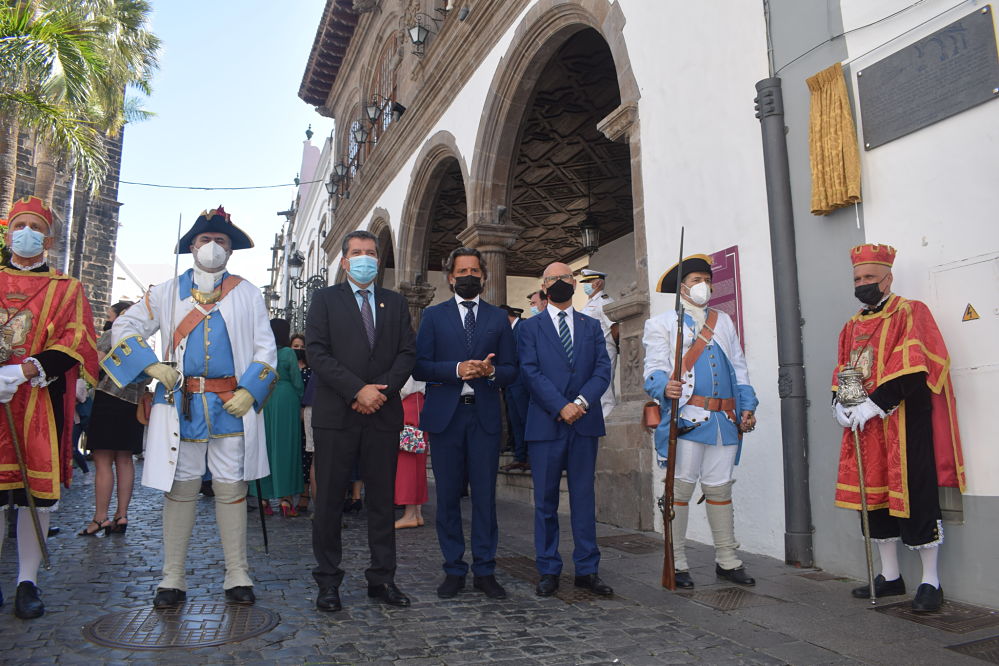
[558,311,573,364]
[358,289,375,347]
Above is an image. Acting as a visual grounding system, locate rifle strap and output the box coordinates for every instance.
[680,309,718,375]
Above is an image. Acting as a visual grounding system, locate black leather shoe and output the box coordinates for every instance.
[224,586,255,605]
[473,575,507,599]
[675,571,695,589]
[536,574,559,597]
[851,574,906,599]
[716,565,755,586]
[14,582,43,619]
[367,582,410,607]
[47,527,60,537]
[316,587,342,612]
[911,583,943,613]
[436,574,465,599]
[574,573,613,596]
[153,587,186,609]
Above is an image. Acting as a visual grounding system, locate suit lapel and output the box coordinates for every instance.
[337,282,367,342]
[443,298,468,354]
[372,285,389,347]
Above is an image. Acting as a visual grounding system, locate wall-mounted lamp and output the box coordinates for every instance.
[351,122,369,144]
[365,94,393,124]
[287,251,305,280]
[333,161,348,179]
[407,12,441,57]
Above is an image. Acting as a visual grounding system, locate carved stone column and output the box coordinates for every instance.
[398,279,436,330]
[456,222,520,306]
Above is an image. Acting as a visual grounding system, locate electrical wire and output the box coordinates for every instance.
[775,0,931,74]
[118,177,323,191]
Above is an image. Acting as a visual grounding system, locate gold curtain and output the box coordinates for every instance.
[806,63,862,215]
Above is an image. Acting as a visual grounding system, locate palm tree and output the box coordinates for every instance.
[0,2,108,216]
[31,0,160,207]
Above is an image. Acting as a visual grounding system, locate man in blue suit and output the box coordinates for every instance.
[414,247,517,600]
[517,262,613,597]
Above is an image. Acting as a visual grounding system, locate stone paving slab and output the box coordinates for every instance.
[0,462,993,664]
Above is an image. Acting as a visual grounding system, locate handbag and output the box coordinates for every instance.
[399,424,427,454]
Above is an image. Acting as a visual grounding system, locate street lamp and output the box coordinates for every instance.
[287,251,305,281]
[578,215,601,256]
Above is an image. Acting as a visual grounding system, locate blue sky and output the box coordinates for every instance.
[115,1,333,289]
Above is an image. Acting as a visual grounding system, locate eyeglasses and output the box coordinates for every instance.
[541,274,573,284]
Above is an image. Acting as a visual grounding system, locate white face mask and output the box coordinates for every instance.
[685,282,711,306]
[195,241,228,271]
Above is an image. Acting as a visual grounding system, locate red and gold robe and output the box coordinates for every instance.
[832,294,965,518]
[0,266,98,499]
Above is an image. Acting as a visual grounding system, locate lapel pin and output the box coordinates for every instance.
[379,302,384,308]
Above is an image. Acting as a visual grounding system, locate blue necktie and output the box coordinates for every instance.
[461,301,475,351]
[358,289,375,347]
[558,311,573,364]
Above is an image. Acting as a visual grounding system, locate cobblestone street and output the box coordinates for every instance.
[0,463,994,664]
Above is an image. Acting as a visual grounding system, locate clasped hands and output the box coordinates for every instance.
[558,402,586,425]
[458,353,496,381]
[352,383,389,415]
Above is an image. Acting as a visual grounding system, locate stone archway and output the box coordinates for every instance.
[469,0,653,530]
[397,131,470,326]
[368,209,396,288]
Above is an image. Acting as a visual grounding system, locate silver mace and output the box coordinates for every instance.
[3,403,51,570]
[837,366,876,605]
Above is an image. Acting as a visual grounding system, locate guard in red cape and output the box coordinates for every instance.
[831,243,964,613]
[0,196,99,619]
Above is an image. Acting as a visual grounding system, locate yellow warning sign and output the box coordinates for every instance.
[962,304,980,322]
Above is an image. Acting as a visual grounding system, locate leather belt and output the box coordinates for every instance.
[184,376,238,394]
[460,395,476,405]
[686,395,735,412]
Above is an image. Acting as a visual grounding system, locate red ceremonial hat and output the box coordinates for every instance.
[850,243,896,267]
[8,196,53,226]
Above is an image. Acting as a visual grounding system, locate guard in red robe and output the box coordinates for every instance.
[0,196,99,619]
[831,243,963,613]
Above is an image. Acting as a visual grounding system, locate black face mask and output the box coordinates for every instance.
[453,275,482,299]
[545,279,575,304]
[102,320,113,331]
[854,282,884,306]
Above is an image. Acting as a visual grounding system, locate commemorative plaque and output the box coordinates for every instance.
[857,6,999,150]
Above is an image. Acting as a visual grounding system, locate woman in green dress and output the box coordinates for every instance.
[252,318,305,516]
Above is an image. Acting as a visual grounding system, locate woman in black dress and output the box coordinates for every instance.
[77,301,148,536]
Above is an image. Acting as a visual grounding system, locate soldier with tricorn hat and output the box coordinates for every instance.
[102,206,277,608]
[831,243,965,612]
[642,253,758,589]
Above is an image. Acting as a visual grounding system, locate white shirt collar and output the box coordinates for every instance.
[546,303,574,322]
[454,293,480,307]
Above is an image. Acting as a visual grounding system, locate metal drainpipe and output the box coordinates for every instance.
[754,77,814,567]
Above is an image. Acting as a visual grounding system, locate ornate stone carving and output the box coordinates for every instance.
[399,279,437,329]
[352,0,380,13]
[597,101,638,143]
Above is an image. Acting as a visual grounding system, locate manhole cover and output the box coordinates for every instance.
[496,556,613,604]
[678,586,782,612]
[82,603,279,650]
[597,534,661,555]
[874,599,999,634]
[948,635,999,663]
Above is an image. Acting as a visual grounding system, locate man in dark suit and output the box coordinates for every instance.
[306,230,416,612]
[517,261,613,597]
[500,305,530,472]
[414,247,517,600]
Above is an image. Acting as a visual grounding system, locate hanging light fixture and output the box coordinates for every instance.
[577,170,601,256]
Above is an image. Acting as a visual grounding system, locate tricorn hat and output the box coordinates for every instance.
[176,206,253,254]
[656,254,712,293]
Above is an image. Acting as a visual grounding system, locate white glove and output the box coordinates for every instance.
[0,364,27,386]
[0,384,17,403]
[144,362,180,389]
[223,388,255,418]
[850,398,886,431]
[832,402,853,428]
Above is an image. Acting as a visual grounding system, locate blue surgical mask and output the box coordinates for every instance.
[11,228,46,257]
[347,255,377,284]
[529,306,540,316]
[582,283,594,296]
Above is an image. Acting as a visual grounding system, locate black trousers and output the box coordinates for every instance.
[312,425,399,589]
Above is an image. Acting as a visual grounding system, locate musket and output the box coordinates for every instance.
[3,404,50,570]
[661,227,684,590]
[256,479,269,554]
